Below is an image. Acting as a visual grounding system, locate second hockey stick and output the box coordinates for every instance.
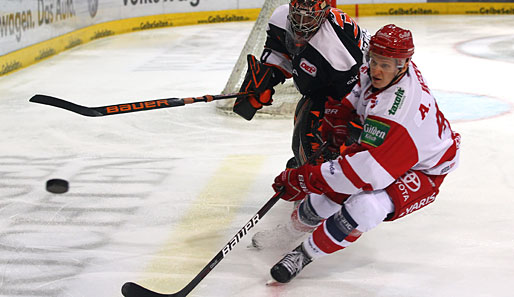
[29,91,252,117]
[121,142,328,297]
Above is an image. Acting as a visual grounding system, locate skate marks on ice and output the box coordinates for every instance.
[0,155,179,297]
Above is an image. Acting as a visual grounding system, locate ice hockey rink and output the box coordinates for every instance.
[1,13,513,297]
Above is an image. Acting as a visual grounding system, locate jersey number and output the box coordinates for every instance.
[419,103,450,139]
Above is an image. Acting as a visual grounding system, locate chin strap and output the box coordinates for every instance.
[389,68,409,86]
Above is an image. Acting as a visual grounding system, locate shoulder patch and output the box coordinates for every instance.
[361,118,390,147]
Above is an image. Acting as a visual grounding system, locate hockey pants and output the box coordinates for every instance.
[294,171,445,259]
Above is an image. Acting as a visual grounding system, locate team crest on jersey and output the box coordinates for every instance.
[299,58,317,77]
[388,87,405,116]
[361,118,390,147]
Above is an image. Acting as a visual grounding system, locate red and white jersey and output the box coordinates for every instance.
[317,61,461,195]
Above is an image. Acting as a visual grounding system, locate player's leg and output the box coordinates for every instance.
[270,170,447,283]
[258,96,331,249]
[290,96,326,168]
[251,192,342,249]
[270,190,394,283]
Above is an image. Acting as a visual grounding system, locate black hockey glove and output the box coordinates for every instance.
[233,54,285,120]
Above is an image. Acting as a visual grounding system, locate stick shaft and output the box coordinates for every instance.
[29,92,251,117]
[121,191,283,297]
[121,142,329,297]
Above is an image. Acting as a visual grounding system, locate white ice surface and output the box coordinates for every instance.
[0,15,513,297]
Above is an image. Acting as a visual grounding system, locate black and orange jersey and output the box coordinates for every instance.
[262,4,369,101]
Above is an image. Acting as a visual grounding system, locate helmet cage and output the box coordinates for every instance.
[288,0,330,39]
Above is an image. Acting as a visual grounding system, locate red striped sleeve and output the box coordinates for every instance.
[339,157,372,190]
[305,163,335,194]
[366,116,419,179]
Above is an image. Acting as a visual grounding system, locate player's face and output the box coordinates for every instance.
[288,1,327,40]
[291,5,317,32]
[369,53,404,89]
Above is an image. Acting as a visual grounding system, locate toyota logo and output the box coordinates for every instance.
[400,171,421,192]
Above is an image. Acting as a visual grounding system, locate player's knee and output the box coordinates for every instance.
[293,194,338,228]
[307,193,341,218]
[344,190,394,232]
[295,196,324,228]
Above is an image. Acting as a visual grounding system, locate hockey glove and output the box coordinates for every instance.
[340,142,365,157]
[272,165,326,202]
[321,96,353,153]
[346,119,363,144]
[233,54,285,120]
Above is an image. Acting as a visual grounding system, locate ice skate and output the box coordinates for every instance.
[250,222,307,250]
[270,244,312,283]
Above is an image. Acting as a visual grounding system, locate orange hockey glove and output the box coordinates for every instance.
[233,54,285,120]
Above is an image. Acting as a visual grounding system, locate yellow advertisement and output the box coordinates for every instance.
[338,2,514,18]
[1,2,513,76]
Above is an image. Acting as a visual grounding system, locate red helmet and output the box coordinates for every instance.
[288,0,331,38]
[369,24,414,59]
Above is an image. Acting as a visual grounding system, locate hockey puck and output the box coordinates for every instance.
[46,179,69,194]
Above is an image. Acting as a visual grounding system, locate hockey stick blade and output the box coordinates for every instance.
[122,282,176,297]
[29,92,251,117]
[30,94,104,117]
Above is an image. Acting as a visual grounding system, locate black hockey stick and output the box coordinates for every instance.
[29,91,252,117]
[121,142,328,297]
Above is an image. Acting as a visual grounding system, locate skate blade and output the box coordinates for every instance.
[266,279,285,286]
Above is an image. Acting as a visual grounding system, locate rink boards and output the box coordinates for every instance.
[1,1,513,76]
